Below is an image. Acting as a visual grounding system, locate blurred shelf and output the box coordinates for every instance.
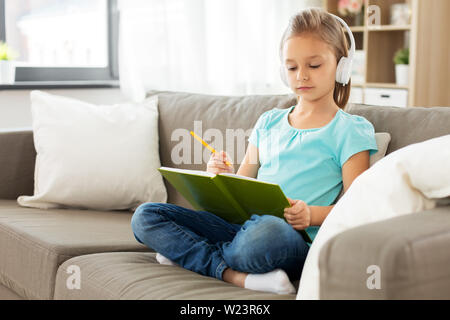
[351,82,409,89]
[325,0,449,107]
[367,25,411,31]
[365,82,409,89]
[349,26,365,32]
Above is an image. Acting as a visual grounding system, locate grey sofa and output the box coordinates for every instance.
[0,90,449,300]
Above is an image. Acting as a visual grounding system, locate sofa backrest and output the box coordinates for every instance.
[345,103,450,154]
[150,90,450,207]
[3,90,449,207]
[151,90,450,164]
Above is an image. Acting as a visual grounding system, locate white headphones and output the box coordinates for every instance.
[280,13,355,87]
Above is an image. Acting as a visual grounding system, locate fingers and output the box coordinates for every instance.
[210,151,231,162]
[207,151,234,174]
[209,151,232,166]
[284,199,310,230]
[284,200,305,214]
[208,162,232,173]
[218,151,232,163]
[286,197,296,206]
[284,212,304,224]
[209,157,231,168]
[284,200,307,226]
[284,213,308,230]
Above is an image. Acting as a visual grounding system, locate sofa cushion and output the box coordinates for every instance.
[370,132,391,166]
[54,251,296,300]
[345,103,450,154]
[0,200,151,300]
[17,91,167,211]
[0,283,23,300]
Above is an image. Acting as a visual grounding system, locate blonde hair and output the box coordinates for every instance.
[279,8,351,109]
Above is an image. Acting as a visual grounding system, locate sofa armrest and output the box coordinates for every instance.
[0,128,35,199]
[319,205,450,299]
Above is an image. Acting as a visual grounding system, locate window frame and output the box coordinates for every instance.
[0,0,119,84]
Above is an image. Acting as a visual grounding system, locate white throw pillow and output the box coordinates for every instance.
[297,134,450,300]
[17,90,167,211]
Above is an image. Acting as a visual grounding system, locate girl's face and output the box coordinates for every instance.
[282,33,338,103]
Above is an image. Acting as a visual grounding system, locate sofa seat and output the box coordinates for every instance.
[54,251,296,300]
[0,200,151,300]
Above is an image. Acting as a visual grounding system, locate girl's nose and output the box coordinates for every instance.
[296,68,309,81]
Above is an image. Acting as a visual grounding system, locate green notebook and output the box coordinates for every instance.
[158,166,312,243]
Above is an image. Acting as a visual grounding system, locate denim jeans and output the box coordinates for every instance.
[131,202,310,282]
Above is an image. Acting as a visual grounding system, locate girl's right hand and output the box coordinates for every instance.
[206,151,234,174]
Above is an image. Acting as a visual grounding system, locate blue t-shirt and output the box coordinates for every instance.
[248,105,378,245]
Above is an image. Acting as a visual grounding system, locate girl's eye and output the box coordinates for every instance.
[288,65,320,71]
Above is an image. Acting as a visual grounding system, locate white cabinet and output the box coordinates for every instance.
[349,87,363,104]
[364,88,408,108]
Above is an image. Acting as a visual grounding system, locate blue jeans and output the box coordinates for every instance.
[131,202,309,282]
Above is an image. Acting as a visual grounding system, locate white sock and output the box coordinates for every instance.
[156,252,177,266]
[244,269,296,295]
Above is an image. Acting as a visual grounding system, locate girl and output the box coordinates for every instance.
[131,8,378,295]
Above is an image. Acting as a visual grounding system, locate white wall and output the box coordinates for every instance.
[0,88,131,129]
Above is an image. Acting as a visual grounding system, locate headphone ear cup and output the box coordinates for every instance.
[335,57,345,84]
[336,56,352,85]
[280,65,288,87]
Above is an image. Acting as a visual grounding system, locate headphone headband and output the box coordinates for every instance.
[328,13,355,59]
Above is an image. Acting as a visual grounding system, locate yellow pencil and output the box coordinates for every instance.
[190,131,232,167]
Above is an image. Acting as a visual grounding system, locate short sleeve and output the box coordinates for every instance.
[338,117,378,167]
[247,110,271,148]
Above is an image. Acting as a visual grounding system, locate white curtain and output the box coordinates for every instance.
[118,0,322,102]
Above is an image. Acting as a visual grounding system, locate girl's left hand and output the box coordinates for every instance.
[284,197,311,230]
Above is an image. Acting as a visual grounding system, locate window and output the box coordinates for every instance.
[0,0,119,83]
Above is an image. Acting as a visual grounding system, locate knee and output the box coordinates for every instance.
[267,217,305,251]
[242,215,298,251]
[131,202,163,238]
[224,215,292,265]
[249,214,291,236]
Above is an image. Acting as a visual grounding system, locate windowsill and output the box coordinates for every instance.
[0,80,120,90]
